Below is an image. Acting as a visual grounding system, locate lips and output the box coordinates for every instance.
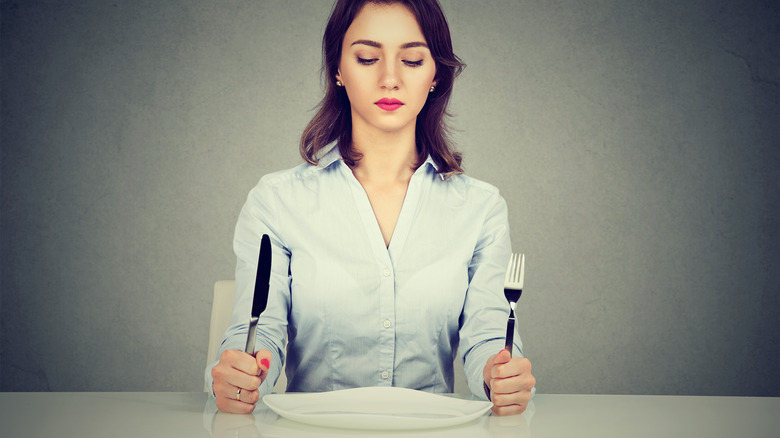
[375,98,404,111]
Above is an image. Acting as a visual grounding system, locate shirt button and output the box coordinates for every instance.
[383,319,392,328]
[383,268,391,277]
[381,371,390,379]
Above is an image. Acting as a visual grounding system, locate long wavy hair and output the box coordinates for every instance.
[299,0,465,176]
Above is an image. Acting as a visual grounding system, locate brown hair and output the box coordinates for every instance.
[299,0,465,176]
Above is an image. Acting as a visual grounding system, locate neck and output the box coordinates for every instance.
[350,125,418,184]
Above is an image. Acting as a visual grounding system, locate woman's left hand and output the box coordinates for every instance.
[483,349,535,415]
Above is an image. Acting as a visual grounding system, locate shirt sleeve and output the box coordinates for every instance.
[204,176,291,399]
[458,190,524,400]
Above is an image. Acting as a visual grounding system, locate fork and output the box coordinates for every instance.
[504,253,525,354]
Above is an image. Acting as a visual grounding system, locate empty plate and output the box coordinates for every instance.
[262,387,492,430]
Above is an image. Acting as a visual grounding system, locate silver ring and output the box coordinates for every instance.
[236,388,242,400]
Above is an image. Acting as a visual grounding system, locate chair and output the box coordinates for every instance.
[205,280,287,393]
[206,280,468,394]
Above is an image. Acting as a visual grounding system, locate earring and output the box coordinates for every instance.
[429,85,436,93]
[336,80,343,87]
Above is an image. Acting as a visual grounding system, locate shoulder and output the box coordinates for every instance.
[252,143,342,193]
[236,161,328,243]
[419,167,509,221]
[254,162,319,190]
[436,171,505,207]
[445,173,501,196]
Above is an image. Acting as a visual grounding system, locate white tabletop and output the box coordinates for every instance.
[1,392,778,438]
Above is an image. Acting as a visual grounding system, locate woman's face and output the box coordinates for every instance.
[336,2,437,140]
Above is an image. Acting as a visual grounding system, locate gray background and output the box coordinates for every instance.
[2,0,777,395]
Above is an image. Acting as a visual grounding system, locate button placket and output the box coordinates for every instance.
[377,264,395,385]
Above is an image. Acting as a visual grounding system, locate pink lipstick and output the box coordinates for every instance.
[375,98,404,111]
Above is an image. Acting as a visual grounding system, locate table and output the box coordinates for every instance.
[1,392,778,437]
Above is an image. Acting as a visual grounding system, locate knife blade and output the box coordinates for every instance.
[244,233,271,355]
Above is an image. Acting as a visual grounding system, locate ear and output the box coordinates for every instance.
[335,68,342,83]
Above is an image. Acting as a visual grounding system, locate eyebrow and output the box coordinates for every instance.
[350,39,428,49]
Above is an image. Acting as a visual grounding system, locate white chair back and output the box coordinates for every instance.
[205,280,288,393]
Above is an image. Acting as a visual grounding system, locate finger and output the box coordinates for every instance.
[214,384,260,412]
[211,358,261,398]
[484,350,515,389]
[212,363,262,393]
[490,372,536,396]
[491,389,533,413]
[491,402,529,416]
[484,349,511,388]
[492,356,532,379]
[255,349,272,373]
[223,349,260,376]
[493,349,511,365]
[213,376,261,402]
[235,388,261,405]
[255,349,272,383]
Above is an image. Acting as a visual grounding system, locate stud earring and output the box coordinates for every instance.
[336,80,343,87]
[429,85,436,93]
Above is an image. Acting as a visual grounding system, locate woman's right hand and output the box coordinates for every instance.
[211,349,272,414]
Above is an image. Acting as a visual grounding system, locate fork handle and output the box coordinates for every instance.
[505,313,515,354]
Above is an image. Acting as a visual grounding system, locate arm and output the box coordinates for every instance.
[458,191,535,414]
[205,177,291,412]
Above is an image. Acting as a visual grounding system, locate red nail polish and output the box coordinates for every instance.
[260,358,270,369]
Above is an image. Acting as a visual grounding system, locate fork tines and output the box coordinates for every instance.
[504,253,525,291]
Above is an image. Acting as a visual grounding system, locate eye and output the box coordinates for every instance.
[403,60,424,67]
[357,57,378,66]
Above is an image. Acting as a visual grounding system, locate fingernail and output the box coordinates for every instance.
[260,358,270,369]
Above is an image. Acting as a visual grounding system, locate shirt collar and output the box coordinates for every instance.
[420,154,444,180]
[317,142,444,180]
[316,142,342,170]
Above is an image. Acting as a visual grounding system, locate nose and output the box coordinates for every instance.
[380,61,400,90]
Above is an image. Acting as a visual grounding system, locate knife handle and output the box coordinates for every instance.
[245,317,259,355]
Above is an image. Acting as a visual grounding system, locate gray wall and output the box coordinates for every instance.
[2,1,777,395]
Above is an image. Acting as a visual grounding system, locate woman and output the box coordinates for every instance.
[207,0,535,416]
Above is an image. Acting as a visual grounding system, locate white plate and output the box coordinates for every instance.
[262,387,492,430]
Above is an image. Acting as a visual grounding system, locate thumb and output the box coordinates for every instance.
[484,349,511,383]
[494,348,511,365]
[254,349,273,381]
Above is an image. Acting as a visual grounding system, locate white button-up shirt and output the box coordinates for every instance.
[206,143,523,401]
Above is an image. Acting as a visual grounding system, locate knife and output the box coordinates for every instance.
[244,234,271,355]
